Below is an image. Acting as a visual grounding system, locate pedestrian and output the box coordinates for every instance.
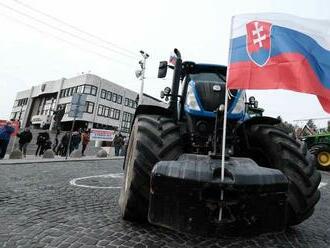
[81,130,90,156]
[120,136,128,156]
[0,121,15,159]
[52,129,60,153]
[113,132,123,156]
[17,127,33,157]
[59,132,70,156]
[70,131,81,154]
[35,131,50,156]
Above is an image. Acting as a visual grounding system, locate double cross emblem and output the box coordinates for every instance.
[252,21,266,48]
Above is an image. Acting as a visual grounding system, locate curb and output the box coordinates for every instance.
[0,156,124,165]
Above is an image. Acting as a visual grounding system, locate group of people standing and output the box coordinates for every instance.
[54,129,90,156]
[0,121,91,159]
[35,129,91,157]
[1,122,128,159]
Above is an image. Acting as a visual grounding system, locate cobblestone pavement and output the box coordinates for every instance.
[0,160,329,248]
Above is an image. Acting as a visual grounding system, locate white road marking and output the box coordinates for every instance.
[318,182,328,189]
[70,173,123,189]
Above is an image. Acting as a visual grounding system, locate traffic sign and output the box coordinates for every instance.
[68,93,86,118]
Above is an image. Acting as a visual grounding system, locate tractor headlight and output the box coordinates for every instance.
[185,84,201,111]
[231,91,246,114]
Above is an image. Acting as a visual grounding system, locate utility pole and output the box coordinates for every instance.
[135,50,149,105]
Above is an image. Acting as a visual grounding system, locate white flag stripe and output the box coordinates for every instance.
[232,13,330,50]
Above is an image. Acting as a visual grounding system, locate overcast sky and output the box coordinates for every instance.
[0,0,329,127]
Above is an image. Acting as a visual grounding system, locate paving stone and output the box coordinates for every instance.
[0,160,329,248]
[42,149,55,159]
[9,149,22,159]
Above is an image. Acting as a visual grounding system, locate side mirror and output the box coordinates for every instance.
[158,61,168,78]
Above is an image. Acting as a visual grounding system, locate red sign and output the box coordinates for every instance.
[90,128,115,141]
[0,120,20,136]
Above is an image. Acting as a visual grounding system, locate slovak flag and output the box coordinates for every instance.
[227,13,330,113]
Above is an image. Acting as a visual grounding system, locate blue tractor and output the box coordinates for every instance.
[119,49,320,235]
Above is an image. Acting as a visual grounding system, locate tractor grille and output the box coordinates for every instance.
[195,82,226,112]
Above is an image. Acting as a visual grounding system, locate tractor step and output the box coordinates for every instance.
[148,154,288,235]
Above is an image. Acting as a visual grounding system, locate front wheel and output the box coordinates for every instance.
[236,124,321,226]
[119,114,182,222]
[309,144,330,171]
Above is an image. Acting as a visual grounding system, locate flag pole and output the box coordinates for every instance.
[218,16,235,222]
[218,87,229,221]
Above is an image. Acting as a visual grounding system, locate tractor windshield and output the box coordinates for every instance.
[190,72,226,84]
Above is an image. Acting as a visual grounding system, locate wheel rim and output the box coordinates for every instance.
[317,151,330,167]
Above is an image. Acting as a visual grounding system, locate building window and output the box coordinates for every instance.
[98,105,104,116]
[97,104,120,120]
[117,95,122,104]
[10,112,17,120]
[83,85,97,96]
[60,84,98,99]
[124,98,136,109]
[15,98,28,107]
[121,111,133,133]
[77,85,84,93]
[104,106,109,117]
[112,93,117,103]
[106,91,112,101]
[85,101,94,114]
[84,85,91,94]
[101,89,106,99]
[91,86,97,96]
[114,109,120,120]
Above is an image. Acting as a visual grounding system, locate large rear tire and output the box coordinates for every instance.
[236,124,321,226]
[119,114,182,221]
[309,144,330,171]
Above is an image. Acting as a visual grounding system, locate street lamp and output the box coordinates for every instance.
[135,50,149,105]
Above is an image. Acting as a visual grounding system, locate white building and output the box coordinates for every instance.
[10,74,164,133]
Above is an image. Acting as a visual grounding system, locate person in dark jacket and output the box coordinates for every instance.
[0,122,15,159]
[58,132,70,156]
[113,133,123,156]
[17,127,33,157]
[70,131,81,154]
[35,132,50,156]
[52,129,60,153]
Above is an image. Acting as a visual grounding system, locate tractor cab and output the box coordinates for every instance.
[159,59,247,122]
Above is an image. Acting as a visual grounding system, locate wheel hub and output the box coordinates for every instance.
[318,151,330,167]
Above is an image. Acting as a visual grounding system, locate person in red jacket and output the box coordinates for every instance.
[81,130,90,156]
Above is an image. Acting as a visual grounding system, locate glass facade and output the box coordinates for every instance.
[60,84,98,98]
[97,104,121,120]
[37,97,56,116]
